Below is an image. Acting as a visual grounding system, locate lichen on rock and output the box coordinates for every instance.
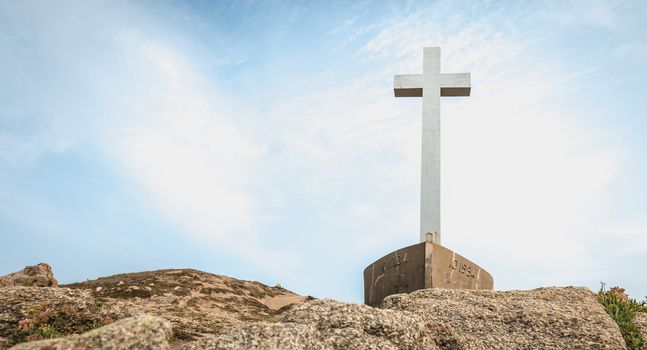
[62,269,308,342]
[381,286,627,350]
[0,264,636,350]
[9,315,172,350]
[181,299,455,350]
[0,286,129,347]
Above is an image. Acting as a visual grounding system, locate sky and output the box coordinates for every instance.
[1,0,646,302]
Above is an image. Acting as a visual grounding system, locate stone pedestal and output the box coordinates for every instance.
[363,234,493,306]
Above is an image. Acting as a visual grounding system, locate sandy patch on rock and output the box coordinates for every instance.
[261,295,309,310]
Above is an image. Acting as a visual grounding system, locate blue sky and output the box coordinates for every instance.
[1,0,646,302]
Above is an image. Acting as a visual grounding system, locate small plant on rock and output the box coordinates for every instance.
[11,320,63,343]
[598,283,644,350]
[32,324,62,340]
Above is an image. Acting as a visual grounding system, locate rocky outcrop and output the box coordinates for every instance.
[381,287,627,350]
[0,287,129,347]
[181,299,458,350]
[180,287,632,350]
[1,267,307,349]
[0,264,638,350]
[10,315,172,350]
[63,269,309,342]
[0,264,57,288]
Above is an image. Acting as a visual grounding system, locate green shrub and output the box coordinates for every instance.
[33,324,62,339]
[9,322,63,344]
[598,283,645,350]
[9,330,27,344]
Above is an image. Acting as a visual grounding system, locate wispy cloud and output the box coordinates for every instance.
[109,41,262,250]
[294,1,626,286]
[538,0,626,31]
[603,216,647,237]
[1,0,644,300]
[0,1,290,268]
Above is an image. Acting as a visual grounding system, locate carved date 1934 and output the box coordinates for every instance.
[449,258,476,279]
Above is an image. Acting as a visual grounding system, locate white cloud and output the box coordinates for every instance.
[103,37,292,264]
[2,0,639,298]
[276,2,626,288]
[539,0,624,31]
[603,217,647,236]
[0,1,290,268]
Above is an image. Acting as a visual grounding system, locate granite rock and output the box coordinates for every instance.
[9,315,172,350]
[381,286,627,350]
[1,266,634,350]
[0,264,58,288]
[181,299,457,350]
[63,269,308,342]
[0,287,129,348]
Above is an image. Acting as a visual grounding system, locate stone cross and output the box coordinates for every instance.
[364,48,490,306]
[394,47,471,244]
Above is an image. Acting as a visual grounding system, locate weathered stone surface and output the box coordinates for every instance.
[0,264,58,288]
[9,315,172,350]
[181,299,457,350]
[2,266,631,350]
[0,287,128,348]
[10,337,95,350]
[1,269,307,349]
[280,299,454,349]
[382,286,626,350]
[63,269,308,342]
[634,312,647,350]
[179,323,327,350]
[364,235,493,305]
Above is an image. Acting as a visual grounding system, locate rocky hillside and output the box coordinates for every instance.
[63,268,310,341]
[0,264,308,349]
[1,263,645,350]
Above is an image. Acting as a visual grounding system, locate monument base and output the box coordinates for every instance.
[363,233,493,306]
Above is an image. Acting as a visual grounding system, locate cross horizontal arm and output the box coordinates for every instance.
[440,73,471,96]
[394,74,423,97]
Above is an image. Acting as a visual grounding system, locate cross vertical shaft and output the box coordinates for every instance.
[394,47,471,244]
[421,48,441,245]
